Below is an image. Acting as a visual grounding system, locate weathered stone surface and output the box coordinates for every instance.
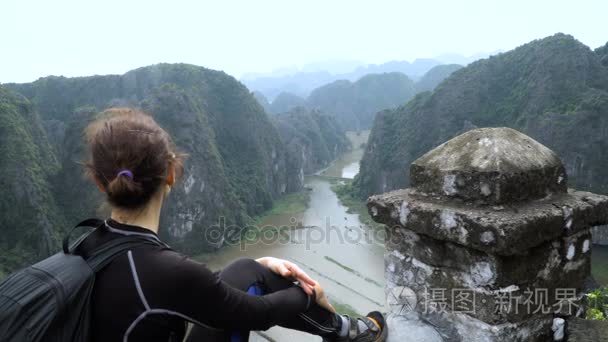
[410,127,567,205]
[384,282,554,342]
[372,127,608,341]
[385,315,443,342]
[369,188,608,255]
[385,227,590,323]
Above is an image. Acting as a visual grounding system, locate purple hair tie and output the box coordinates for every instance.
[116,169,134,179]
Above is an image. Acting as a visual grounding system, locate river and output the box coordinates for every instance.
[199,130,608,341]
[202,131,384,341]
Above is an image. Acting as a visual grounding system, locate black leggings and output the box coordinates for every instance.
[186,258,342,341]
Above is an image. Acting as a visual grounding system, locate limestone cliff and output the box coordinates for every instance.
[0,86,64,276]
[273,107,350,191]
[5,64,299,255]
[307,72,417,130]
[356,34,608,198]
[414,64,463,93]
[269,92,307,114]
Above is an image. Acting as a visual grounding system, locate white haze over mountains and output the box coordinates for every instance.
[242,52,497,100]
[241,52,494,80]
[1,0,606,84]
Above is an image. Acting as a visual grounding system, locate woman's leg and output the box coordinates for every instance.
[186,258,342,341]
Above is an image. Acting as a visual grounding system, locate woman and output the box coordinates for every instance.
[76,108,387,342]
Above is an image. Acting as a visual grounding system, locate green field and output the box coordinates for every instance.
[252,191,310,224]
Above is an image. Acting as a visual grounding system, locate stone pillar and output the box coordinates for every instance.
[368,128,608,341]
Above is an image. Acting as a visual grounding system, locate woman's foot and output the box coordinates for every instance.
[331,311,388,342]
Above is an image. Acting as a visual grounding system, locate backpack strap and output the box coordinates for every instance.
[63,218,105,254]
[62,218,169,272]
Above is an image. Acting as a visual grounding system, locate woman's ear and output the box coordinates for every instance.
[166,164,175,187]
[94,177,106,193]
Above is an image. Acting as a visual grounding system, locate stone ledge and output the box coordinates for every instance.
[369,188,608,255]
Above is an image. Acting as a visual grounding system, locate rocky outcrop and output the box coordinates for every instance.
[368,128,608,341]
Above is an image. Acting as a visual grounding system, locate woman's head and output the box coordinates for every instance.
[85,108,184,209]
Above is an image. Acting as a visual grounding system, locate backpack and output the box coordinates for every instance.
[0,218,164,342]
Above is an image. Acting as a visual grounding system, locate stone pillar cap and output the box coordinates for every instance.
[410,127,567,205]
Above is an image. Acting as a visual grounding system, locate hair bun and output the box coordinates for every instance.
[84,108,185,209]
[106,174,145,207]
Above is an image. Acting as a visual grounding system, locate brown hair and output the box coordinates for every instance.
[84,108,185,209]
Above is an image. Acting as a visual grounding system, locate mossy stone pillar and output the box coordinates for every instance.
[368,127,608,341]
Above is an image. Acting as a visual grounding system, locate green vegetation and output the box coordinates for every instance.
[0,86,65,275]
[586,287,608,320]
[0,64,351,273]
[252,90,271,113]
[331,180,381,230]
[253,191,310,223]
[255,67,460,131]
[355,33,608,198]
[8,64,281,255]
[414,64,463,92]
[273,107,351,192]
[307,72,417,130]
[593,245,608,286]
[269,92,306,114]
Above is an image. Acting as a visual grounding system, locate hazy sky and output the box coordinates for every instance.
[1,0,606,83]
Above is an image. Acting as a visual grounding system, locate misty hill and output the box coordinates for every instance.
[243,59,441,100]
[307,72,417,130]
[273,107,350,192]
[242,71,334,100]
[597,42,608,66]
[2,63,349,273]
[414,64,463,92]
[269,92,307,114]
[434,51,501,66]
[355,33,608,198]
[242,55,493,100]
[252,90,271,113]
[346,58,440,82]
[261,66,462,126]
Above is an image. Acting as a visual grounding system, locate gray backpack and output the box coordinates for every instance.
[0,218,163,341]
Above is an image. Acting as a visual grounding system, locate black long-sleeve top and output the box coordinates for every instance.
[74,218,310,342]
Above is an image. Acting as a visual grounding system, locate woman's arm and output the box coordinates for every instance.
[255,256,316,295]
[150,251,311,331]
[255,256,336,313]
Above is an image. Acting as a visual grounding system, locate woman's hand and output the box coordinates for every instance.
[256,257,317,295]
[313,282,336,313]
